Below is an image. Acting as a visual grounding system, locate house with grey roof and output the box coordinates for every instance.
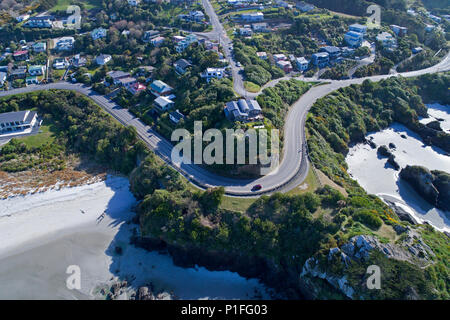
[224,99,262,122]
[0,110,38,135]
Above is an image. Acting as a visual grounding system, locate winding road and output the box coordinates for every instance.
[1,1,449,197]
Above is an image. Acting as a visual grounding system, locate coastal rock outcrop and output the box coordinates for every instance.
[400,165,450,212]
[377,145,391,157]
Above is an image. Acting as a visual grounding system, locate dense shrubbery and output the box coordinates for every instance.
[0,90,147,174]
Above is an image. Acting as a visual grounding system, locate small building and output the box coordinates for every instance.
[174,59,192,75]
[153,96,175,113]
[53,58,69,70]
[173,35,186,43]
[376,32,397,48]
[344,31,364,48]
[319,46,341,59]
[0,72,6,87]
[72,54,87,68]
[412,47,423,54]
[10,67,27,80]
[188,10,205,22]
[224,99,262,122]
[175,34,197,53]
[252,22,269,32]
[257,52,268,60]
[96,54,112,65]
[118,77,137,88]
[127,0,141,6]
[295,57,309,72]
[143,30,161,43]
[107,71,132,85]
[32,42,47,53]
[201,68,226,82]
[54,37,75,51]
[13,50,28,61]
[349,23,367,35]
[0,110,38,134]
[273,53,287,62]
[311,52,329,68]
[296,1,315,12]
[240,26,253,36]
[28,65,46,76]
[128,82,146,95]
[169,109,185,124]
[24,16,53,28]
[16,14,30,23]
[150,36,166,47]
[91,28,107,40]
[276,60,293,73]
[425,24,435,32]
[241,12,264,22]
[390,25,408,37]
[150,80,173,97]
[26,76,39,85]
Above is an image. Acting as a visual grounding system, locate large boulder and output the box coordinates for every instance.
[400,166,450,212]
[377,145,391,157]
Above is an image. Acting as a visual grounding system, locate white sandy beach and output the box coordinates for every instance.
[346,104,450,232]
[0,176,269,300]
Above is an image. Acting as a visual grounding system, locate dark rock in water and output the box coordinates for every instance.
[436,118,444,122]
[377,145,391,157]
[400,165,450,212]
[387,154,400,171]
[389,143,396,149]
[426,120,443,131]
[401,134,407,139]
[365,138,377,149]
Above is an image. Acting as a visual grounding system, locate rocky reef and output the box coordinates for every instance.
[400,165,450,212]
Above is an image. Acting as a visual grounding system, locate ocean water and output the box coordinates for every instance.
[346,104,450,231]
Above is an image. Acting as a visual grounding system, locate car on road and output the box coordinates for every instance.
[252,184,262,191]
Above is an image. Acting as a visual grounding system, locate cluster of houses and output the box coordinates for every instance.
[224,98,262,122]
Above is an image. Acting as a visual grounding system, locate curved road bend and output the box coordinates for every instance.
[0,1,449,196]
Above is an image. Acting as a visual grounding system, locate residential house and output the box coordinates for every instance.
[376,32,397,49]
[91,28,107,40]
[24,16,53,28]
[10,67,27,80]
[13,50,28,61]
[412,47,423,54]
[115,77,137,90]
[239,26,253,36]
[0,110,38,134]
[201,68,225,82]
[241,12,264,22]
[96,54,112,65]
[72,54,87,68]
[107,71,132,85]
[349,23,367,35]
[344,31,364,48]
[311,52,329,68]
[174,59,192,75]
[143,30,161,43]
[390,25,408,36]
[127,0,141,6]
[319,46,341,59]
[26,76,39,85]
[276,60,293,73]
[28,65,46,76]
[153,96,175,113]
[151,36,166,47]
[53,58,69,70]
[173,35,186,43]
[16,14,30,22]
[257,52,268,60]
[273,53,287,62]
[295,57,309,72]
[150,80,173,97]
[0,72,6,87]
[425,24,435,32]
[169,110,185,124]
[296,1,315,12]
[189,10,205,22]
[252,22,269,32]
[128,82,146,95]
[32,42,47,53]
[175,34,197,53]
[55,37,75,51]
[224,99,262,122]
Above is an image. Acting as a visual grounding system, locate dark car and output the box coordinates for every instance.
[252,184,262,192]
